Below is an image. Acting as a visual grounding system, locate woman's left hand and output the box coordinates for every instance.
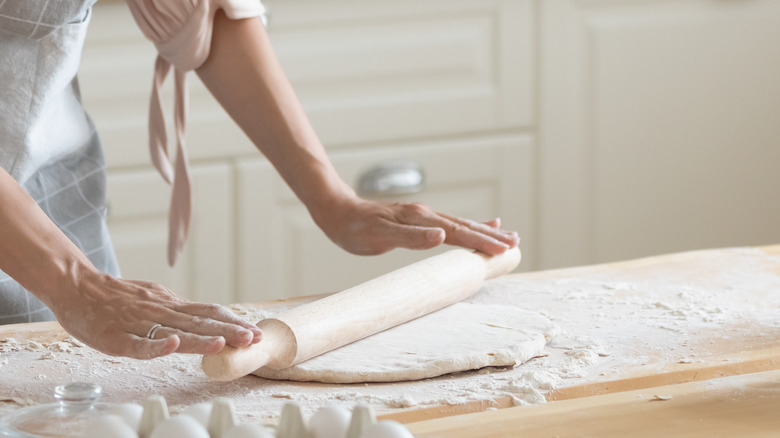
[312,196,519,256]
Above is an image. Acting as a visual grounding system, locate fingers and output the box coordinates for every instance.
[103,312,244,358]
[144,326,227,355]
[107,333,181,360]
[390,203,519,255]
[116,278,263,349]
[484,218,501,228]
[438,213,520,252]
[443,221,513,255]
[167,303,262,348]
[183,302,263,340]
[343,201,520,255]
[374,223,445,252]
[61,275,265,359]
[107,309,250,358]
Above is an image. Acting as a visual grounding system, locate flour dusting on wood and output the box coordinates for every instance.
[1,247,779,424]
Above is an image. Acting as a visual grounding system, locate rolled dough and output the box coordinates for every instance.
[252,302,560,383]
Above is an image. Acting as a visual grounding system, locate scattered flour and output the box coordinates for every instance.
[384,395,417,409]
[0,247,778,423]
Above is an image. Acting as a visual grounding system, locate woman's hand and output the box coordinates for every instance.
[312,196,520,256]
[0,167,261,360]
[50,271,263,360]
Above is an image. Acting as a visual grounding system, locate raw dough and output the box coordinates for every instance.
[252,303,560,383]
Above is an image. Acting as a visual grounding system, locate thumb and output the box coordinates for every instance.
[385,224,445,250]
[120,334,180,359]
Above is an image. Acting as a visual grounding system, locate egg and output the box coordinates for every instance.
[309,406,352,438]
[149,415,210,438]
[82,414,138,438]
[224,423,275,438]
[109,403,144,432]
[181,402,213,428]
[359,421,414,438]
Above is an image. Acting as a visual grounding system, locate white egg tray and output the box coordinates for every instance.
[83,395,415,438]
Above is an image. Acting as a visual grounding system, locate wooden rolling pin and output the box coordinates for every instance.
[202,247,521,381]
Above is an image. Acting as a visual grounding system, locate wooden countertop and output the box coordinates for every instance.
[1,245,779,429]
[404,245,780,435]
[409,368,780,438]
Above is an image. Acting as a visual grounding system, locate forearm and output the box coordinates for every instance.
[0,167,96,306]
[196,12,353,220]
[193,11,518,256]
[0,167,261,357]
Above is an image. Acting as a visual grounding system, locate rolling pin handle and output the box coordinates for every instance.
[202,318,297,381]
[482,246,521,280]
[202,344,273,381]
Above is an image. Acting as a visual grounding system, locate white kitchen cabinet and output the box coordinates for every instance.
[236,135,532,301]
[106,164,235,304]
[81,0,780,299]
[80,1,535,301]
[80,0,534,166]
[261,0,534,145]
[539,0,780,268]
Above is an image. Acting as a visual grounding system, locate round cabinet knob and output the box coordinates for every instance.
[356,161,425,198]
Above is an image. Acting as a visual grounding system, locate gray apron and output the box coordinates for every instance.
[0,0,120,324]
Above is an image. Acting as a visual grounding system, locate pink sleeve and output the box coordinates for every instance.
[127,0,265,70]
[125,0,266,266]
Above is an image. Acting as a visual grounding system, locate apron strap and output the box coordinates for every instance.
[148,55,192,266]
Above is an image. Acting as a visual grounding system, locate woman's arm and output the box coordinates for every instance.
[196,12,519,256]
[0,167,261,358]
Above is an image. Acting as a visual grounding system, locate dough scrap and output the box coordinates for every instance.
[253,302,560,383]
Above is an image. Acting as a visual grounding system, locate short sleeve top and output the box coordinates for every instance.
[125,0,265,265]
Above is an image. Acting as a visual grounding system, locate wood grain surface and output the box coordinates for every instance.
[380,345,780,424]
[1,244,778,429]
[380,244,780,423]
[408,369,780,438]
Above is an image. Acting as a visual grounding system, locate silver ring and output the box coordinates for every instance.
[146,323,163,339]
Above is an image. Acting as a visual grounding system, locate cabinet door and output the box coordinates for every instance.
[106,164,235,304]
[236,136,533,302]
[261,0,534,146]
[540,0,780,268]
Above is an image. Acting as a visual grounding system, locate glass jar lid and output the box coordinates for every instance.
[0,383,114,438]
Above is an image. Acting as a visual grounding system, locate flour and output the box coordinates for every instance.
[38,352,55,360]
[0,337,83,356]
[0,247,778,424]
[0,338,19,353]
[498,381,546,405]
[385,395,417,409]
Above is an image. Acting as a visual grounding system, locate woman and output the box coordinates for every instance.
[0,0,519,360]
